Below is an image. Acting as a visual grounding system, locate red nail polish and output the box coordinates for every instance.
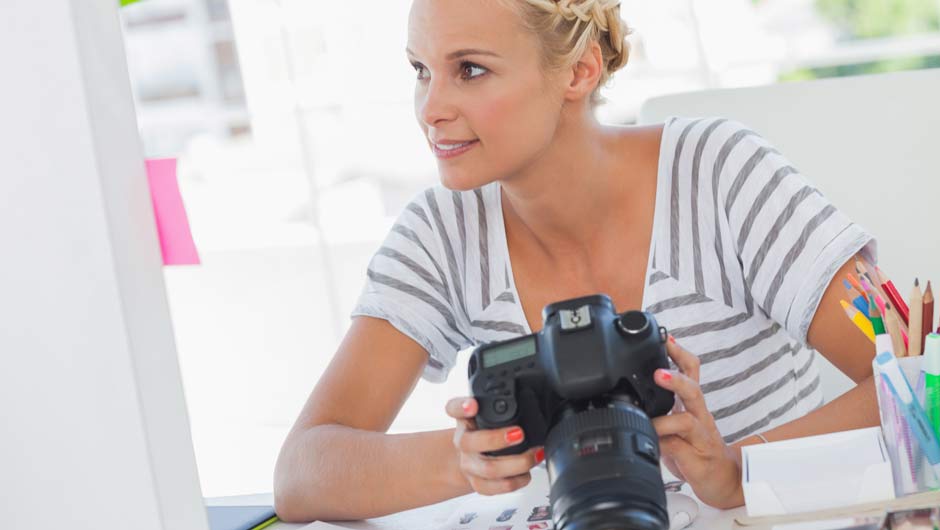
[535,448,545,463]
[461,399,473,414]
[506,427,524,443]
[669,335,676,344]
[658,369,673,382]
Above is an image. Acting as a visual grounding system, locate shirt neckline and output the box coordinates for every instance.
[493,121,671,334]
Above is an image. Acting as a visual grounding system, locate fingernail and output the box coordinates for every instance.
[669,335,676,344]
[657,369,673,382]
[535,448,545,463]
[506,427,524,444]
[461,399,473,414]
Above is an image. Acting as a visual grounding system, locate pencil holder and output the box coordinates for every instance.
[874,355,940,497]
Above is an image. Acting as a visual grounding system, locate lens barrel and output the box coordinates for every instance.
[544,402,669,530]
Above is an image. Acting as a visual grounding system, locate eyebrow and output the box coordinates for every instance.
[405,48,501,61]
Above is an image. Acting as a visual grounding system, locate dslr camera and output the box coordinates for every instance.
[468,294,674,530]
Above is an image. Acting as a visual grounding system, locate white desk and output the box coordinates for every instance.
[207,479,743,530]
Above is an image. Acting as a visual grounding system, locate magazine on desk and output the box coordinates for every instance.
[438,465,698,530]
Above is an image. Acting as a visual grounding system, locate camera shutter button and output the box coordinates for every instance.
[493,399,509,414]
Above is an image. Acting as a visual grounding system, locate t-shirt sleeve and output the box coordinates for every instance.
[351,193,472,383]
[720,120,878,344]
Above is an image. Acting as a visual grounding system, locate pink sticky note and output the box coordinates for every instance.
[145,158,200,266]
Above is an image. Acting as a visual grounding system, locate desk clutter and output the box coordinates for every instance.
[732,260,940,529]
[840,260,940,495]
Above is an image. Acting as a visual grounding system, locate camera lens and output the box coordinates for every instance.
[544,400,668,530]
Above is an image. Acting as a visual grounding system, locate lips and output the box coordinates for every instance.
[431,139,477,150]
[430,139,479,159]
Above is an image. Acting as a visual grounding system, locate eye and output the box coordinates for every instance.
[460,62,488,81]
[411,61,429,81]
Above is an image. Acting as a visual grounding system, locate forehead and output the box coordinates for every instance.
[407,0,531,59]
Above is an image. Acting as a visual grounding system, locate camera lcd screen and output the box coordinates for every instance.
[482,336,536,368]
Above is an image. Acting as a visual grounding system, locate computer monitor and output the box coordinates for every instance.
[0,1,209,529]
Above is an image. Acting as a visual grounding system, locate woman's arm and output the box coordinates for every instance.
[731,252,881,453]
[273,317,472,522]
[654,253,883,509]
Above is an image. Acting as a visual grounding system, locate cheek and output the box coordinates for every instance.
[476,85,557,155]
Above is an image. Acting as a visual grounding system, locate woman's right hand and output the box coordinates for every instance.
[446,397,545,495]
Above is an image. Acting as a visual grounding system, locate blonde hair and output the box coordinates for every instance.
[500,0,631,105]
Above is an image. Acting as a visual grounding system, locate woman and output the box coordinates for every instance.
[273,0,880,522]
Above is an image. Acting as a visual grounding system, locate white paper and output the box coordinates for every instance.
[743,427,895,517]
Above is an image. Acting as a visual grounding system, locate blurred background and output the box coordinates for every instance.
[116,0,940,497]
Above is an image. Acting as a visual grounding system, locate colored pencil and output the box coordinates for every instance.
[924,281,935,344]
[860,276,887,316]
[846,274,866,299]
[856,260,893,316]
[876,266,910,325]
[844,281,870,317]
[886,302,909,357]
[841,300,876,343]
[910,279,924,356]
[870,295,886,335]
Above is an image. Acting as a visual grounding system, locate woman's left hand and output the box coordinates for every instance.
[652,337,745,509]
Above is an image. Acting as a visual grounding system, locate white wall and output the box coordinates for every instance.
[0,1,206,528]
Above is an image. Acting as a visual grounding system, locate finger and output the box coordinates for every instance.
[653,412,709,447]
[654,369,709,420]
[446,397,478,419]
[463,447,543,480]
[470,471,533,496]
[658,434,694,462]
[457,425,527,454]
[659,435,705,482]
[666,337,700,382]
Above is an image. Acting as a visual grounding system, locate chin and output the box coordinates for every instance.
[437,167,496,192]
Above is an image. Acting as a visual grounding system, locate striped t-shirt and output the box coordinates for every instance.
[352,117,876,443]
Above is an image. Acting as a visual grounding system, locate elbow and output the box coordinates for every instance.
[273,430,324,523]
[273,476,312,524]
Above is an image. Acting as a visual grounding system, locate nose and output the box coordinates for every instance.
[416,77,458,128]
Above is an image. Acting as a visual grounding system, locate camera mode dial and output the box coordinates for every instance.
[616,311,650,337]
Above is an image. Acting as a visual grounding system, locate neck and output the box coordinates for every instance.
[500,106,626,258]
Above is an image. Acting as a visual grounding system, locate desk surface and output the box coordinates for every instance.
[207,481,743,530]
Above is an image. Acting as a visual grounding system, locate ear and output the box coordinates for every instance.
[563,40,604,102]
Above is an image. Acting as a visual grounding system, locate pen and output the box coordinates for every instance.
[875,335,940,478]
[925,334,940,438]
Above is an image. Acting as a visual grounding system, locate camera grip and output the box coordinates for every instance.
[478,387,548,457]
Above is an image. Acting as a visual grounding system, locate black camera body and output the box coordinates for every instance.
[469,294,674,455]
[467,294,676,530]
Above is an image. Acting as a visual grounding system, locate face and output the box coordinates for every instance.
[407,0,566,191]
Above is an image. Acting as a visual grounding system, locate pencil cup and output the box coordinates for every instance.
[874,355,940,497]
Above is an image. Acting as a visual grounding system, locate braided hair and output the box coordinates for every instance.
[500,0,631,104]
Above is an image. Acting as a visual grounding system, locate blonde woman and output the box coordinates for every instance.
[274,0,879,522]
